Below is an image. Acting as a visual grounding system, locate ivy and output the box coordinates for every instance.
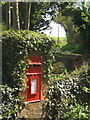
[2,30,56,119]
[0,85,24,120]
[2,30,89,119]
[2,30,56,85]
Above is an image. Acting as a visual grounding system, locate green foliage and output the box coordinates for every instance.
[61,43,78,53]
[54,51,83,72]
[1,2,6,5]
[1,23,6,31]
[43,66,89,120]
[51,36,67,48]
[61,43,90,55]
[0,85,24,120]
[63,102,89,120]
[55,2,90,54]
[2,2,59,31]
[71,4,90,50]
[2,30,56,85]
[30,2,51,31]
[83,76,90,93]
[52,62,66,74]
[2,30,56,119]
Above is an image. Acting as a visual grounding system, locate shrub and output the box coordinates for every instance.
[2,30,56,119]
[0,85,24,119]
[42,66,89,120]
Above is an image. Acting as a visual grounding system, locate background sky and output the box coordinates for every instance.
[44,21,66,37]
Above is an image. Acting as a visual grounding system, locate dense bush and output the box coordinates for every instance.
[2,30,56,119]
[42,66,89,120]
[0,85,24,120]
[61,43,90,55]
[2,30,56,86]
[2,30,89,119]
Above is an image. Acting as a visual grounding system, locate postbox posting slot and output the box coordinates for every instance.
[26,73,41,76]
[28,63,41,68]
[28,62,42,65]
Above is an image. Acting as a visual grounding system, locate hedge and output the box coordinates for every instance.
[2,30,56,119]
[42,66,90,120]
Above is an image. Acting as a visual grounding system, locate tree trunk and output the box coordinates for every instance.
[25,2,31,30]
[12,2,20,30]
[6,2,11,30]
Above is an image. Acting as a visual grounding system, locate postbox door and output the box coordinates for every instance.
[26,75,41,102]
[26,56,42,102]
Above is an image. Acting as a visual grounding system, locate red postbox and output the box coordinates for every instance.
[26,56,42,103]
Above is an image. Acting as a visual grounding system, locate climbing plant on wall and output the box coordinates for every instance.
[2,30,56,119]
[2,30,56,86]
[2,30,87,119]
